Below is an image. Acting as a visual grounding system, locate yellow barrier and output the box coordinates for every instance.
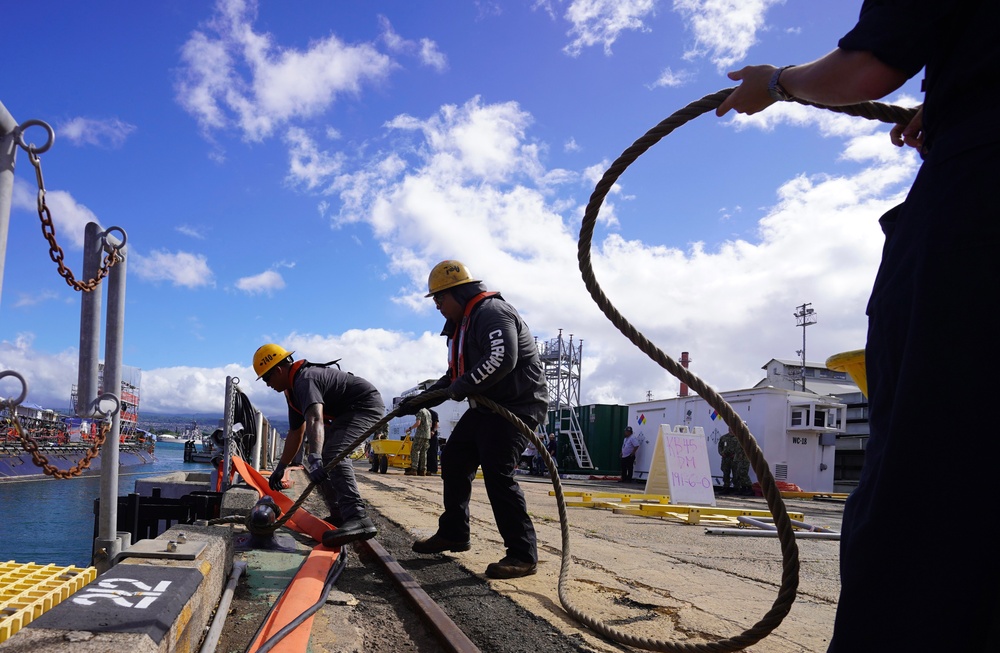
[0,561,96,643]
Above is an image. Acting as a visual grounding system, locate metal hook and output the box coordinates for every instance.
[102,225,128,251]
[0,370,29,408]
[94,392,121,418]
[15,119,56,155]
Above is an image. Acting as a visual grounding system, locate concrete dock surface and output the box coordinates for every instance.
[0,461,844,652]
[334,462,844,653]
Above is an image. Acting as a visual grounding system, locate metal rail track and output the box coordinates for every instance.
[356,537,483,653]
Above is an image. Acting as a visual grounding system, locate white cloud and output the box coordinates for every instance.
[315,95,917,406]
[140,328,447,416]
[649,66,693,88]
[673,0,783,71]
[58,117,137,148]
[235,269,285,295]
[378,16,448,71]
[285,127,345,189]
[177,225,207,239]
[176,0,395,143]
[0,334,79,410]
[130,250,215,288]
[562,0,658,56]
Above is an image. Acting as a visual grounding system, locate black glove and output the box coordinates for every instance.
[305,453,328,484]
[446,382,467,402]
[396,395,421,416]
[268,462,287,491]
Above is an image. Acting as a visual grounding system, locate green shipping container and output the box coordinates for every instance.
[546,404,630,474]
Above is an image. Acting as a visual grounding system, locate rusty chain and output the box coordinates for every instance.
[26,148,121,291]
[9,411,110,479]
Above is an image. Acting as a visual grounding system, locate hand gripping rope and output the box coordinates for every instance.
[262,88,918,652]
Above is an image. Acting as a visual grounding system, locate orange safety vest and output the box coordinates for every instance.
[448,291,498,381]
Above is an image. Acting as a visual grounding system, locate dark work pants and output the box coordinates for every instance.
[829,143,1000,652]
[317,400,383,523]
[620,455,635,482]
[437,408,537,564]
[427,435,439,473]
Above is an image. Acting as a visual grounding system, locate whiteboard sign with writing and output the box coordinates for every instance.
[661,425,716,506]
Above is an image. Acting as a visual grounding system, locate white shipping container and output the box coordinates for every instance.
[628,386,845,493]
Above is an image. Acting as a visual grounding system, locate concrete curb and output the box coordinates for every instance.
[0,525,231,653]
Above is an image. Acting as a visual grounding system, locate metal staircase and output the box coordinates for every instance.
[539,330,593,469]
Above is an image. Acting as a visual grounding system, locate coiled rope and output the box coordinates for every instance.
[261,87,918,651]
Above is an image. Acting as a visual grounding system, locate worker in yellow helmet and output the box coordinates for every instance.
[397,260,548,579]
[253,344,384,548]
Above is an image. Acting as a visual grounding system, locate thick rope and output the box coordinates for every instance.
[265,90,918,649]
[572,88,919,650]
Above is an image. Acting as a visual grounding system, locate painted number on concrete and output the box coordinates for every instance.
[73,577,173,609]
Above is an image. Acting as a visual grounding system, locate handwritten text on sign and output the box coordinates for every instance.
[666,435,712,488]
[661,427,716,506]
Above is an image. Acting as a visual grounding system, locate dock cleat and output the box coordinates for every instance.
[321,516,377,548]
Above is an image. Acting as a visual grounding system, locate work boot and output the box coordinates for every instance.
[321,513,344,528]
[322,516,377,548]
[485,555,537,579]
[412,533,472,554]
[405,468,417,476]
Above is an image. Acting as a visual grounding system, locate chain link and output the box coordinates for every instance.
[27,148,121,292]
[9,412,110,479]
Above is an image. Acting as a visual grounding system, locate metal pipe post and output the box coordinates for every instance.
[252,407,263,470]
[77,222,103,416]
[222,376,236,491]
[0,101,17,312]
[96,233,127,566]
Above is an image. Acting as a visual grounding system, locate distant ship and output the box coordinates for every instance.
[0,365,155,481]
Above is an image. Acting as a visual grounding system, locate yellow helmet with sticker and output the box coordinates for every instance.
[425,260,480,297]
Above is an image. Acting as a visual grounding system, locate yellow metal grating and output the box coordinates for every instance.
[0,561,96,643]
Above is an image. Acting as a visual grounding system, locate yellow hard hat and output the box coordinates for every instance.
[253,344,294,379]
[425,260,480,297]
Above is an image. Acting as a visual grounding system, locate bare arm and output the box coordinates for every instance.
[279,423,305,467]
[717,49,911,117]
[304,403,326,456]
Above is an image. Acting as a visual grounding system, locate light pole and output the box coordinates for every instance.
[794,303,817,391]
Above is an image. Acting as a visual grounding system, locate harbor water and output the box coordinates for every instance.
[0,441,204,567]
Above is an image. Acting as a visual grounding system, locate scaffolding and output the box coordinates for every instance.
[538,329,592,469]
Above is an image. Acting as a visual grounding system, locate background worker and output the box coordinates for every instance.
[398,260,548,580]
[367,411,389,472]
[406,406,432,476]
[619,426,640,483]
[254,344,384,548]
[717,431,751,496]
[717,2,1000,650]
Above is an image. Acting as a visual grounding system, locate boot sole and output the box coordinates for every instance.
[412,540,472,554]
[485,564,537,579]
[322,527,377,548]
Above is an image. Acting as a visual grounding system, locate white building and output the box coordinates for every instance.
[754,358,868,491]
[627,357,864,494]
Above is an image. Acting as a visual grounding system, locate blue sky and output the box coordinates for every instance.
[1,0,923,420]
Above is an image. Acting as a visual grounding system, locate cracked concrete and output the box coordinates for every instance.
[356,464,843,652]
